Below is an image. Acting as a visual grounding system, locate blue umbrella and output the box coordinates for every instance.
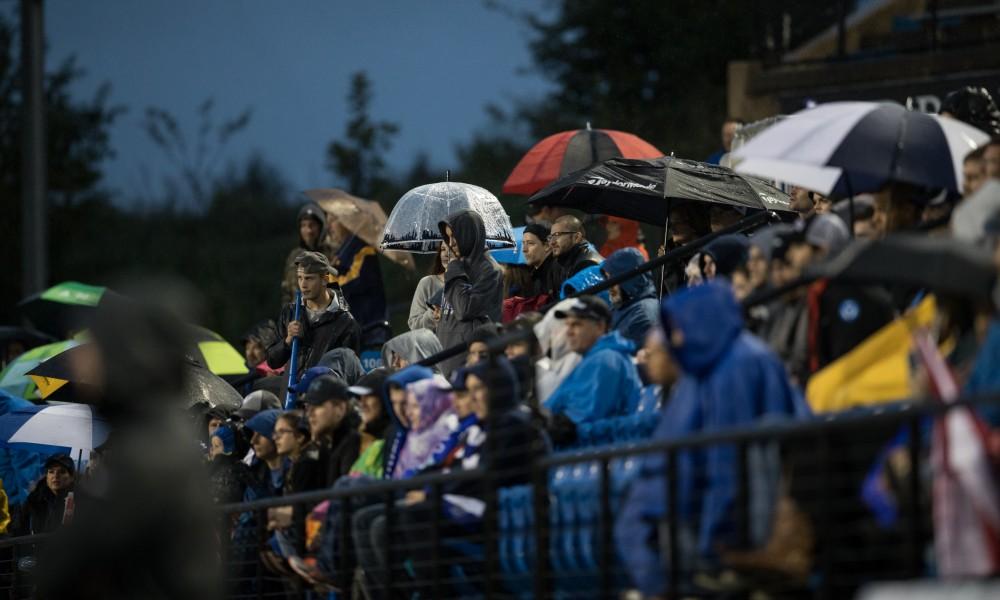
[489,226,527,265]
[0,403,110,457]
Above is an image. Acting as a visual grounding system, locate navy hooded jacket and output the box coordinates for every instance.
[614,282,809,596]
[602,248,659,348]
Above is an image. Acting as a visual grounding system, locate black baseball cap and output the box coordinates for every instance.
[348,368,390,398]
[302,375,351,406]
[44,454,75,475]
[295,251,337,276]
[553,295,612,324]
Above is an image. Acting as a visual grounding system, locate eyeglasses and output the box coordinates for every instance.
[549,231,576,238]
[273,428,296,437]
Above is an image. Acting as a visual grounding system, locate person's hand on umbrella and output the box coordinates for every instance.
[267,506,293,530]
[285,321,302,345]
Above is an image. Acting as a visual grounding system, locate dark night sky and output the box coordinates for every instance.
[45,0,553,201]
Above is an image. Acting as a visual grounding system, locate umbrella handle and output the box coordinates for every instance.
[284,291,303,409]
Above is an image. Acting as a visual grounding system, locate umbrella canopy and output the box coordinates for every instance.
[951,179,1000,244]
[16,281,116,338]
[0,403,110,455]
[0,340,80,400]
[381,181,516,253]
[503,126,663,196]
[24,343,244,412]
[489,226,527,265]
[528,156,794,226]
[0,327,55,350]
[186,325,249,377]
[732,101,990,197]
[303,188,415,270]
[806,234,998,307]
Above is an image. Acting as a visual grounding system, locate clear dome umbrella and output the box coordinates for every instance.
[380,181,516,254]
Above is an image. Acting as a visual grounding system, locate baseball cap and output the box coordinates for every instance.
[245,409,281,439]
[291,366,336,396]
[348,368,390,398]
[302,374,351,406]
[295,251,338,276]
[553,295,612,323]
[236,389,281,420]
[44,454,75,475]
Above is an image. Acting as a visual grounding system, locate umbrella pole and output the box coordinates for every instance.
[846,173,855,239]
[284,291,303,410]
[659,157,673,299]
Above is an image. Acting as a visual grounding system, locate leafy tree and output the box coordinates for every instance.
[0,14,123,323]
[326,71,400,199]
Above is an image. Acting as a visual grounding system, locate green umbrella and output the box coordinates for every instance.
[17,282,113,338]
[0,340,80,400]
[186,326,249,377]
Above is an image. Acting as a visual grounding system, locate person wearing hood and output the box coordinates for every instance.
[301,375,362,488]
[328,215,391,348]
[602,247,659,348]
[614,282,809,597]
[207,425,252,506]
[266,251,361,377]
[534,299,585,404]
[549,215,604,290]
[542,296,642,445]
[436,210,505,376]
[381,329,443,370]
[282,202,335,305]
[316,347,364,385]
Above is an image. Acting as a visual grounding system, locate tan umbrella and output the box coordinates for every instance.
[303,188,415,269]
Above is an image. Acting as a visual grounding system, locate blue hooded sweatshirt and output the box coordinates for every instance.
[382,365,434,480]
[560,264,611,307]
[543,330,641,424]
[602,248,659,348]
[614,282,809,596]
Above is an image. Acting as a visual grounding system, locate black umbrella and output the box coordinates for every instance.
[527,156,794,226]
[26,344,243,411]
[806,234,998,307]
[16,282,121,338]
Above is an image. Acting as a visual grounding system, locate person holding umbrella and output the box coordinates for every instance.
[266,252,361,379]
[436,210,505,376]
[12,454,75,535]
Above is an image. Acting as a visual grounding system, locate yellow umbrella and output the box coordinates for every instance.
[806,296,937,414]
[304,188,415,270]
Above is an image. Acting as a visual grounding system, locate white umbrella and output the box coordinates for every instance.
[733,101,989,197]
[0,403,110,457]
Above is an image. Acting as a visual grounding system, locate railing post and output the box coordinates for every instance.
[817,430,833,600]
[599,457,614,599]
[339,495,353,593]
[736,441,750,548]
[383,490,394,600]
[430,481,443,599]
[483,471,498,598]
[256,508,266,600]
[666,449,679,598]
[533,460,551,599]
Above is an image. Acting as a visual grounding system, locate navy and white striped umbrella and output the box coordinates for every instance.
[0,403,110,456]
[733,101,990,197]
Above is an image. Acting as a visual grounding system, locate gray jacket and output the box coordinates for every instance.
[408,275,444,331]
[435,210,504,376]
[382,329,444,369]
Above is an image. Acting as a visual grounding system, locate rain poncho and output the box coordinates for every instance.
[543,330,641,424]
[534,299,583,403]
[436,210,504,376]
[602,248,659,348]
[615,283,809,596]
[380,329,443,370]
[560,264,611,306]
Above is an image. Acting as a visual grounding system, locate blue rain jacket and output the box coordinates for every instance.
[602,248,659,348]
[559,264,611,307]
[614,283,809,595]
[543,331,641,424]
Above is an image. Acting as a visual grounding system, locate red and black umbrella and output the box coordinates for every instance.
[502,125,663,196]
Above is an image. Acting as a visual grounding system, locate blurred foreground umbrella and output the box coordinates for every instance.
[0,340,80,400]
[807,234,998,306]
[16,281,119,338]
[303,188,415,270]
[733,101,989,197]
[381,181,515,253]
[0,403,110,455]
[503,124,663,196]
[25,343,243,412]
[186,325,249,376]
[528,156,793,226]
[952,180,1000,244]
[489,226,527,265]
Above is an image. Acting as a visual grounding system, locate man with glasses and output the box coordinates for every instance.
[549,215,603,292]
